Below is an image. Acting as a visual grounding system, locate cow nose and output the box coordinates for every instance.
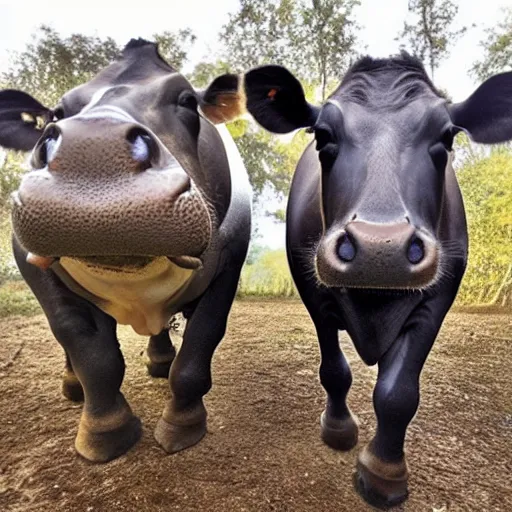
[33,124,62,168]
[126,127,160,170]
[316,221,439,289]
[337,233,357,262]
[31,117,188,181]
[407,236,425,264]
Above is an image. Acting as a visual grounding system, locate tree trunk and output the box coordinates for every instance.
[322,68,327,102]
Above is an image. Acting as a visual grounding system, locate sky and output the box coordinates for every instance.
[0,0,508,248]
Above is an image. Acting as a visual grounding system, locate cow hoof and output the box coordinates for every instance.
[75,398,142,462]
[146,360,172,379]
[320,410,359,451]
[154,400,207,453]
[154,416,207,453]
[354,444,409,509]
[62,371,84,402]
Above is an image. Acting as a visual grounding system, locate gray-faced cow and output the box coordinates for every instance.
[242,53,512,507]
[0,39,251,462]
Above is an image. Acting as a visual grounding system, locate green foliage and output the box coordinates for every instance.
[153,29,197,69]
[188,60,232,88]
[239,249,297,297]
[0,281,41,317]
[2,25,197,107]
[0,212,17,286]
[300,0,360,100]
[456,144,512,306]
[221,0,360,99]
[220,0,297,71]
[0,152,26,209]
[213,0,358,209]
[470,7,512,81]
[225,120,312,197]
[397,0,468,78]
[2,25,120,106]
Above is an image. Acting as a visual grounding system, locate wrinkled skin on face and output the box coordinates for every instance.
[2,39,250,335]
[13,46,224,263]
[243,53,512,508]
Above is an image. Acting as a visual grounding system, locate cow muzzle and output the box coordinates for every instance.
[315,221,439,289]
[11,115,211,264]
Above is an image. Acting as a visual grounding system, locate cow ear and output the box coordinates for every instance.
[0,90,52,151]
[244,65,319,134]
[449,71,512,144]
[199,74,245,124]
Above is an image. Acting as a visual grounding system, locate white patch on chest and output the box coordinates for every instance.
[60,257,194,336]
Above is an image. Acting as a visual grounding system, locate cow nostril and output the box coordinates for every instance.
[33,126,61,168]
[407,236,425,264]
[337,233,356,262]
[127,128,158,169]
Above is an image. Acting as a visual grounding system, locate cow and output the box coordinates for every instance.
[0,39,251,463]
[241,53,512,507]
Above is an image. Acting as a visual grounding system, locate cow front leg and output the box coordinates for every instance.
[154,266,241,453]
[50,303,141,462]
[317,323,358,451]
[355,319,437,508]
[13,242,142,463]
[62,351,84,402]
[146,328,176,378]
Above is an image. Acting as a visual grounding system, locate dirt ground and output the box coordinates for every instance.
[0,299,511,512]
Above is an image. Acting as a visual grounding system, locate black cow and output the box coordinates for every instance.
[242,53,512,507]
[0,39,251,462]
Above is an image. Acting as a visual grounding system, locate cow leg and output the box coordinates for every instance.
[13,241,141,462]
[146,328,176,378]
[354,298,454,508]
[315,321,358,451]
[154,265,241,453]
[53,305,141,463]
[354,341,418,508]
[62,351,84,402]
[289,240,358,451]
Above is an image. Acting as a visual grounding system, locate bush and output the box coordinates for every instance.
[239,249,297,297]
[0,281,40,317]
[456,145,512,306]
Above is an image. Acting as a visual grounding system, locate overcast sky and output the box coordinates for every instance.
[0,0,508,248]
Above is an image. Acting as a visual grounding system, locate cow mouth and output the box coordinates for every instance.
[26,253,203,271]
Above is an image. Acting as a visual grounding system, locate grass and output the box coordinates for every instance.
[0,280,41,317]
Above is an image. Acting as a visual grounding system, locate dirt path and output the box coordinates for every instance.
[0,300,511,511]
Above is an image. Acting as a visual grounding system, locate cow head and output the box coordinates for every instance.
[0,39,244,271]
[243,53,512,290]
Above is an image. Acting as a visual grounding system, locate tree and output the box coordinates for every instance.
[2,25,198,107]
[299,0,360,100]
[221,0,360,100]
[153,29,197,69]
[397,0,467,79]
[470,7,512,81]
[213,0,359,212]
[2,25,120,107]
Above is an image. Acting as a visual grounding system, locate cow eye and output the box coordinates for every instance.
[52,107,65,121]
[314,125,338,168]
[440,127,457,151]
[178,91,198,111]
[314,125,335,152]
